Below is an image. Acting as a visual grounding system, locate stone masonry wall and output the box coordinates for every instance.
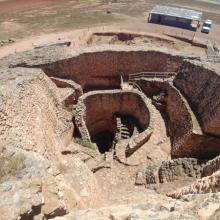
[168,170,220,198]
[135,158,205,185]
[42,49,182,91]
[174,60,220,137]
[75,90,151,139]
[136,79,220,159]
[158,158,205,183]
[136,80,193,157]
[0,67,73,158]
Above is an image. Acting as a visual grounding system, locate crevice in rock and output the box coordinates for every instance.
[20,205,42,220]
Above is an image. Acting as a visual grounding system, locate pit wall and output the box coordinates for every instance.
[174,60,220,137]
[136,80,193,155]
[42,49,182,91]
[136,79,220,159]
[50,77,83,99]
[75,90,152,142]
[202,155,220,177]
[136,158,205,185]
[87,32,177,47]
[0,68,74,158]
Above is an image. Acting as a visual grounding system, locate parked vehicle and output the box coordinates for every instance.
[201,20,212,33]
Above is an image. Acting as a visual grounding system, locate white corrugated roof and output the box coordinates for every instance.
[150,5,202,21]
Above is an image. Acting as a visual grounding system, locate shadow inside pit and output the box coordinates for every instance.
[91,130,114,154]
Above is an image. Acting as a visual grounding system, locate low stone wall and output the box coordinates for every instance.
[167,170,220,198]
[50,77,83,98]
[135,158,205,185]
[174,60,220,137]
[158,158,205,183]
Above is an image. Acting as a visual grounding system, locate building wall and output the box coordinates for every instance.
[149,14,195,30]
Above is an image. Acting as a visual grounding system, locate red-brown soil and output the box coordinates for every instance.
[0,0,68,14]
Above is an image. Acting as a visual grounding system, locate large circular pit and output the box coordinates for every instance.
[0,33,220,219]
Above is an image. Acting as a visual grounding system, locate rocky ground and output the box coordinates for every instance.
[0,2,220,217]
[0,44,219,220]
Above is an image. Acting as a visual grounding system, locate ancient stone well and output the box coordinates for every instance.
[75,90,152,153]
[1,45,220,160]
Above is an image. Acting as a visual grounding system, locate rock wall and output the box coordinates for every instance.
[50,77,83,106]
[202,155,220,177]
[0,67,73,158]
[158,158,205,183]
[136,80,193,153]
[167,170,220,199]
[75,90,151,139]
[135,158,205,185]
[41,49,182,91]
[174,60,220,137]
[136,79,220,159]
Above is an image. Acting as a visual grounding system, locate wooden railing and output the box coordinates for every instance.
[128,72,176,81]
[128,82,143,92]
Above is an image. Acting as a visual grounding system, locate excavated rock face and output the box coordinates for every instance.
[135,158,206,186]
[0,43,220,219]
[158,158,205,182]
[0,67,73,158]
[174,60,220,137]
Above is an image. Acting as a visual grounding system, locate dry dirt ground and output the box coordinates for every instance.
[0,26,209,59]
[0,0,220,60]
[0,0,220,42]
[0,0,68,14]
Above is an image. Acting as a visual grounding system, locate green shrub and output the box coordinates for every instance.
[75,138,96,150]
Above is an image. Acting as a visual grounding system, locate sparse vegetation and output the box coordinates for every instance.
[1,0,220,41]
[75,138,96,150]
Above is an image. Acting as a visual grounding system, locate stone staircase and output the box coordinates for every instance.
[115,115,131,141]
[121,124,130,139]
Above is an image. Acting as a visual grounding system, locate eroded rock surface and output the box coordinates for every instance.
[0,38,219,219]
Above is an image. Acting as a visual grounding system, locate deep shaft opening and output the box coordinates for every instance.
[89,114,144,154]
[91,130,114,153]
